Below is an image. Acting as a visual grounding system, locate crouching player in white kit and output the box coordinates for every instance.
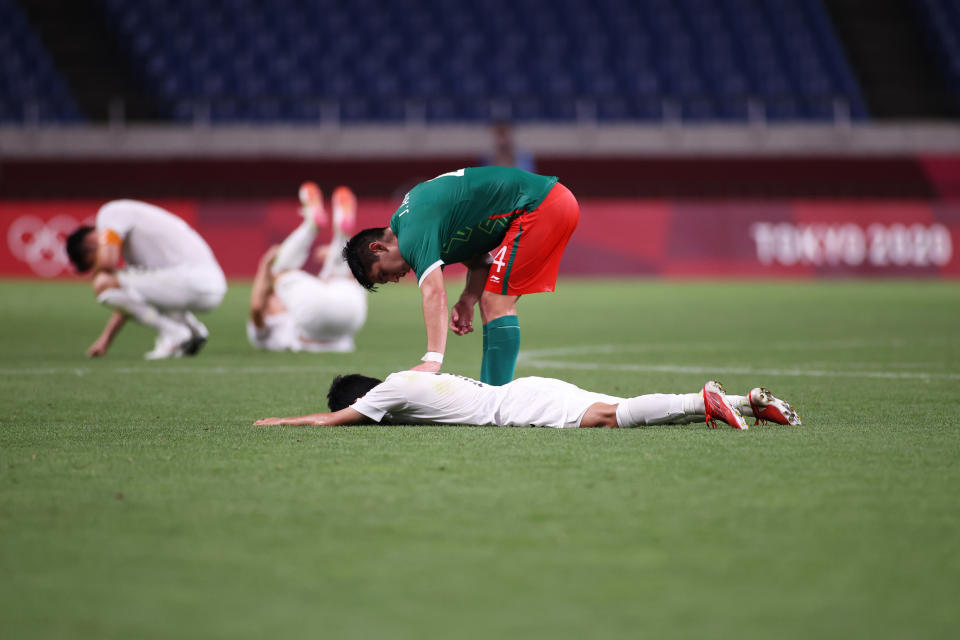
[65,200,226,359]
[247,182,367,352]
[254,372,801,429]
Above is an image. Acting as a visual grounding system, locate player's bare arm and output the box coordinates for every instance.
[87,310,127,358]
[254,407,366,427]
[411,268,447,372]
[86,235,126,356]
[451,253,492,336]
[250,245,279,329]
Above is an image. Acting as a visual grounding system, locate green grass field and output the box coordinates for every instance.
[1,278,958,640]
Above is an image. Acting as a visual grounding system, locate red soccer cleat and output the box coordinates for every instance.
[332,185,357,234]
[298,181,326,227]
[703,380,748,430]
[748,387,802,426]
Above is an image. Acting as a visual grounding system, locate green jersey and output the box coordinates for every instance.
[389,167,558,284]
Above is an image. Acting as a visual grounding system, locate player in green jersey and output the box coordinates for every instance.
[343,166,579,385]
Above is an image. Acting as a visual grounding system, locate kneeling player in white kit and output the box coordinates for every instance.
[65,200,226,359]
[247,182,367,352]
[254,372,801,429]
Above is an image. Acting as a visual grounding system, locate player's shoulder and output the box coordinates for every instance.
[97,199,162,220]
[382,371,421,386]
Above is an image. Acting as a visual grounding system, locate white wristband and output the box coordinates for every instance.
[421,351,444,363]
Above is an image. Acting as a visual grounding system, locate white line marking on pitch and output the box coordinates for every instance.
[519,338,952,359]
[517,341,960,381]
[517,358,960,381]
[2,339,957,382]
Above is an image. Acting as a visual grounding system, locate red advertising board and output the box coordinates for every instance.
[2,198,958,279]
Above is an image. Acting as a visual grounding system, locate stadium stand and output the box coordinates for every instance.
[0,0,82,123]
[826,0,956,119]
[918,0,960,112]
[104,0,869,123]
[2,0,871,124]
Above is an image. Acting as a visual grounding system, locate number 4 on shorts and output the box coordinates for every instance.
[492,246,508,273]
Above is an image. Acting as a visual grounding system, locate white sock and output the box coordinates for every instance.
[681,393,704,415]
[272,219,317,275]
[675,392,754,421]
[726,394,753,417]
[677,392,754,420]
[615,394,688,427]
[165,310,208,338]
[98,288,190,338]
[318,229,352,279]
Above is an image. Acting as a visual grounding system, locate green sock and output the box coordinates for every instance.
[481,323,489,383]
[481,315,520,386]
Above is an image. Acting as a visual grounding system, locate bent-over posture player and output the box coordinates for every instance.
[65,200,226,359]
[343,166,579,385]
[254,373,801,430]
[247,182,367,352]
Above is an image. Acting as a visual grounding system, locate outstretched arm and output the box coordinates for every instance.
[411,268,447,372]
[254,407,367,427]
[87,310,127,358]
[451,253,492,336]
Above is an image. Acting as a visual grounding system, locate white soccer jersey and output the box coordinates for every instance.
[97,200,220,270]
[350,371,623,429]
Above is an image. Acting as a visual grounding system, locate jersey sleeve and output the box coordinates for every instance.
[398,231,444,287]
[350,375,408,423]
[95,201,137,239]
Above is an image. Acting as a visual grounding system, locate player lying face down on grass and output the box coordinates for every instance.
[342,167,579,386]
[65,200,226,360]
[254,371,802,430]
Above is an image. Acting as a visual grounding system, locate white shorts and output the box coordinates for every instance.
[118,263,226,312]
[497,377,624,429]
[273,271,367,342]
[246,314,357,352]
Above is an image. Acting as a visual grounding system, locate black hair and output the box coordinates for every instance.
[327,374,383,411]
[342,227,388,291]
[65,225,96,272]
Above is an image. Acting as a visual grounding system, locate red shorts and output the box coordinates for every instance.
[485,182,579,296]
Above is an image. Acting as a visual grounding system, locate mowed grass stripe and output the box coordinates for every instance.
[1,279,959,640]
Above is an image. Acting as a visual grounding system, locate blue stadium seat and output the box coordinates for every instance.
[0,0,83,122]
[917,0,960,111]
[86,0,871,123]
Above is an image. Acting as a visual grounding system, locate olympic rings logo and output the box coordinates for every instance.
[7,215,94,277]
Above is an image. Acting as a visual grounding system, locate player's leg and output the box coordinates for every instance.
[318,185,358,279]
[164,310,208,355]
[274,271,367,348]
[606,381,748,429]
[479,182,579,385]
[93,271,192,358]
[478,291,520,385]
[607,393,699,427]
[600,383,799,428]
[169,262,226,354]
[273,182,326,274]
[113,263,225,358]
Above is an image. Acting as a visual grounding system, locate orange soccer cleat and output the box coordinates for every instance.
[748,387,802,426]
[702,380,748,430]
[298,181,327,227]
[332,185,357,234]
